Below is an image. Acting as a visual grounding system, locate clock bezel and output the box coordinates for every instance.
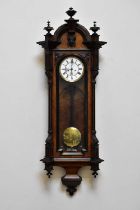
[59,56,85,83]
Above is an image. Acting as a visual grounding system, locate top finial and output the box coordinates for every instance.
[90,21,100,34]
[66,7,77,18]
[44,20,54,35]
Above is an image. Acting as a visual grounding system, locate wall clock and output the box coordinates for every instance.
[37,7,107,195]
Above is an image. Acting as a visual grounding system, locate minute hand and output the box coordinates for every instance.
[70,59,74,77]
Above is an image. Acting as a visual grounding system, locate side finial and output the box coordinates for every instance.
[44,20,54,35]
[90,21,100,34]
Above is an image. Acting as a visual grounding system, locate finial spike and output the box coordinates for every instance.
[94,21,96,27]
[47,20,50,26]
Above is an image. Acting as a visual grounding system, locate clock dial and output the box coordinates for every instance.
[59,57,84,82]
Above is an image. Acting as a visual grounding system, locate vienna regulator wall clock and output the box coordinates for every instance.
[37,8,107,195]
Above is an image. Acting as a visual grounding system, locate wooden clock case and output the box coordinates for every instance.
[37,8,106,195]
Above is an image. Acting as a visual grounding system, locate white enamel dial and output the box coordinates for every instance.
[59,57,84,82]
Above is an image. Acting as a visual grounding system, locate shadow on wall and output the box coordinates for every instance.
[35,51,45,69]
[35,52,49,93]
[38,166,101,195]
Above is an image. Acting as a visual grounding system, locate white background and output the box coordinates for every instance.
[0,0,140,209]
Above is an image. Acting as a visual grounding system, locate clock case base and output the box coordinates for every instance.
[37,8,106,196]
[61,174,82,196]
[41,157,103,195]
